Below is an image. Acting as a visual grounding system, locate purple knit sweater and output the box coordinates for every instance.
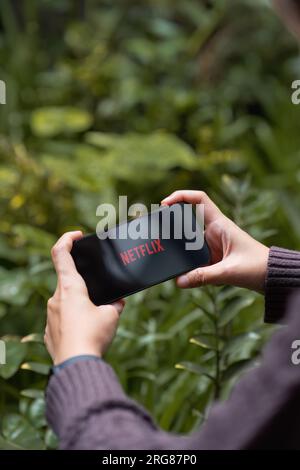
[46,247,300,449]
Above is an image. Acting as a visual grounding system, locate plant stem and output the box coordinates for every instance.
[211,289,221,400]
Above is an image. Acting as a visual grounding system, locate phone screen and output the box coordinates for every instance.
[71,203,210,305]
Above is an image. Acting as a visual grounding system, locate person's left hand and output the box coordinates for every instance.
[45,231,125,365]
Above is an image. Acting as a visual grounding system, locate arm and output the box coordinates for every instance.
[46,292,300,450]
[45,192,300,450]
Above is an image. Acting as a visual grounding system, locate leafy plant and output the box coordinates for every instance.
[0,0,298,448]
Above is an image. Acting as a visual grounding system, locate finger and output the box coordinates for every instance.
[47,296,56,312]
[44,325,54,359]
[51,231,83,281]
[177,261,226,288]
[111,299,125,315]
[97,299,125,316]
[161,190,222,225]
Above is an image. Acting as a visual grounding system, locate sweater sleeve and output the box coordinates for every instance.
[264,246,300,323]
[46,358,180,450]
[46,292,300,450]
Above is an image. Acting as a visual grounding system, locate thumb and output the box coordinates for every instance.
[111,299,126,315]
[177,261,226,288]
[97,299,125,316]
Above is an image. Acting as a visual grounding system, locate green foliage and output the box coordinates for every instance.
[31,107,93,138]
[0,0,298,448]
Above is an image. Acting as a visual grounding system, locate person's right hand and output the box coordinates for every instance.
[161,190,270,293]
[45,231,125,365]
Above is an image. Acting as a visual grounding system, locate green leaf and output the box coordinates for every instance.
[86,131,197,182]
[222,332,261,366]
[28,398,47,428]
[21,333,44,344]
[85,132,121,149]
[0,268,31,306]
[175,361,214,380]
[13,225,56,257]
[41,151,109,191]
[0,434,23,450]
[189,334,219,350]
[2,414,45,450]
[0,303,7,319]
[20,389,44,399]
[218,295,256,327]
[0,234,27,263]
[20,362,51,375]
[0,337,27,379]
[45,429,58,450]
[31,107,93,137]
[221,359,253,382]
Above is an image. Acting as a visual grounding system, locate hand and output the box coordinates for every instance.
[161,190,269,293]
[45,231,125,365]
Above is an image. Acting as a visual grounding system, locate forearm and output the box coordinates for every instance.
[46,292,300,450]
[46,244,300,450]
[46,359,180,450]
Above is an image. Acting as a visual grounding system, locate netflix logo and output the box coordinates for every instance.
[120,239,165,266]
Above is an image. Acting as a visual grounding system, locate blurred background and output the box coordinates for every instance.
[0,0,300,449]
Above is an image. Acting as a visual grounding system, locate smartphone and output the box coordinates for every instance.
[71,203,210,305]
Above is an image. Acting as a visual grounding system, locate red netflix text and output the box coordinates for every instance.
[119,239,165,266]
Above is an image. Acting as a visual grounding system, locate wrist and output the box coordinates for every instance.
[53,354,102,372]
[54,344,102,365]
[256,245,270,293]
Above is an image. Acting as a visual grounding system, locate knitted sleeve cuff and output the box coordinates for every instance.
[264,246,300,323]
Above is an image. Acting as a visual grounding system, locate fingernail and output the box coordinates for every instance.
[177,275,189,288]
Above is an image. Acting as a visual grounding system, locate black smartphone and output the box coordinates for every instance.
[71,203,210,305]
